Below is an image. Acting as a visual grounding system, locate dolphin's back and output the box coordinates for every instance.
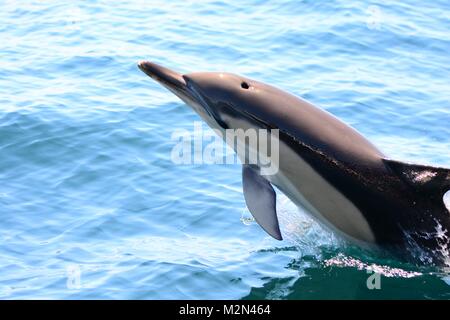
[237,80,385,168]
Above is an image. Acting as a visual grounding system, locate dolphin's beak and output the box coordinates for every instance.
[138,60,221,127]
[138,61,190,99]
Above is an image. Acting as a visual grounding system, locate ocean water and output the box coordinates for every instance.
[1,0,450,299]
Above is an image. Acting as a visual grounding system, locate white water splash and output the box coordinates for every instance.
[324,254,422,278]
[403,219,450,267]
[275,194,341,256]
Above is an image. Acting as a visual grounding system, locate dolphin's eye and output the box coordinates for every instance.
[241,81,250,89]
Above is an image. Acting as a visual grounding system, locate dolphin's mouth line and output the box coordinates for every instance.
[188,83,277,132]
[138,60,276,132]
[181,79,226,127]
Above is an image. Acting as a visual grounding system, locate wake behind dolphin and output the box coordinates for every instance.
[138,61,450,266]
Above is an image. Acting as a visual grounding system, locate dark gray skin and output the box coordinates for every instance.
[138,61,450,266]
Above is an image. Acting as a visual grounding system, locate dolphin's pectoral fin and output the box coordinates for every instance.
[242,164,282,240]
[384,158,450,196]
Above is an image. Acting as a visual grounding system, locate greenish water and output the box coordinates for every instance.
[0,0,449,299]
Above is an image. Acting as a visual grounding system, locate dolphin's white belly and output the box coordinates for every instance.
[270,138,375,243]
[221,115,376,244]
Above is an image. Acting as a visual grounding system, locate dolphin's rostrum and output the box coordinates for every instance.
[138,61,450,265]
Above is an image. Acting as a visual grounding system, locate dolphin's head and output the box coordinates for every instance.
[138,61,272,130]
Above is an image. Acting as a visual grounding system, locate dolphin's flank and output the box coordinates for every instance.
[138,61,450,265]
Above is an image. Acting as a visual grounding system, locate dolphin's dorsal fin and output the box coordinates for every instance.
[242,165,282,240]
[383,159,450,194]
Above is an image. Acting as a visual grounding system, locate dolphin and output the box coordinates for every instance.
[138,61,450,265]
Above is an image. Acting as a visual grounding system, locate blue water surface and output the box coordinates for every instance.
[0,0,449,299]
